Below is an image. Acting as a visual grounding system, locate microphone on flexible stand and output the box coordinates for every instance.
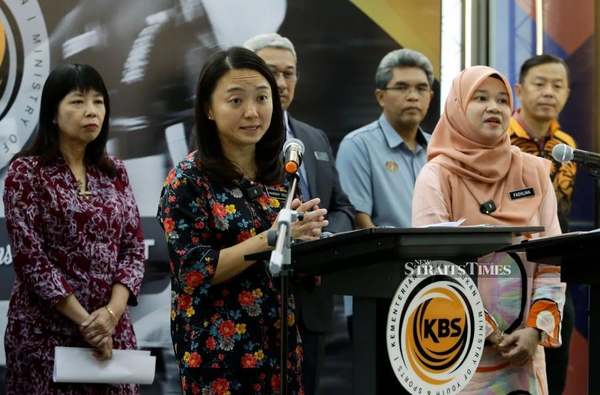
[552,143,600,178]
[552,143,600,169]
[269,140,306,395]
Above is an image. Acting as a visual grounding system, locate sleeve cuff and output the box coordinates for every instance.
[114,270,143,306]
[527,299,562,348]
[351,199,372,217]
[46,277,76,306]
[484,310,499,338]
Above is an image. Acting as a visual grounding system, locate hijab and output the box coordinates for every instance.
[427,65,549,225]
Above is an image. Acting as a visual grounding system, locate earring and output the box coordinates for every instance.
[208,113,214,120]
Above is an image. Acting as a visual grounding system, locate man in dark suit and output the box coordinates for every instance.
[244,33,355,395]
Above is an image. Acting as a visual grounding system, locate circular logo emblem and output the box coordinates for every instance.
[387,260,485,394]
[0,1,49,169]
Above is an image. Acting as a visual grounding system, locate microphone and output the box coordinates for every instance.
[283,138,305,174]
[239,179,263,200]
[479,200,496,215]
[551,144,600,168]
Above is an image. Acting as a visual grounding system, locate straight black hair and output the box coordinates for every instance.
[194,46,284,185]
[12,63,115,176]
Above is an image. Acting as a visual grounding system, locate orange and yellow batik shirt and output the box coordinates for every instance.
[508,113,577,229]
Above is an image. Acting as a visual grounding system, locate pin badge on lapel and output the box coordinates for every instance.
[385,160,399,172]
[314,151,329,161]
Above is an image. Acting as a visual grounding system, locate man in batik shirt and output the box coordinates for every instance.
[509,53,575,395]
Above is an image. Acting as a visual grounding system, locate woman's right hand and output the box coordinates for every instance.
[92,335,113,360]
[285,198,328,241]
[79,307,118,347]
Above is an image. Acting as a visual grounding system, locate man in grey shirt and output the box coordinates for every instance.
[336,48,435,394]
[336,48,434,229]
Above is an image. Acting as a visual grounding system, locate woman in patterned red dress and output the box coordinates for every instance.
[3,64,145,394]
[157,47,328,394]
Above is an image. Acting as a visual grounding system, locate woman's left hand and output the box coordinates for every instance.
[80,307,119,347]
[497,327,540,366]
[289,198,328,240]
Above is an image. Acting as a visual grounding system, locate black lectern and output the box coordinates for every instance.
[503,229,600,394]
[292,226,541,395]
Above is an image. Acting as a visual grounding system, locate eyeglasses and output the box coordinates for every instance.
[269,68,297,81]
[382,84,431,96]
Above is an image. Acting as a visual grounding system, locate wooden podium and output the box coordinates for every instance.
[291,226,540,395]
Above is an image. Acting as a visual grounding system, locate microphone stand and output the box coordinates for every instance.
[581,163,600,179]
[268,173,302,395]
[559,162,600,394]
[554,152,600,393]
[585,167,600,394]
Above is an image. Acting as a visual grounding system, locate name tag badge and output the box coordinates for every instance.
[509,187,535,200]
[265,185,288,205]
[314,151,329,161]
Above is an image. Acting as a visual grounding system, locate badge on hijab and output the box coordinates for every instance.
[509,187,535,200]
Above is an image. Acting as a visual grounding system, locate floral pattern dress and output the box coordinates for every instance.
[157,155,304,395]
[3,156,145,395]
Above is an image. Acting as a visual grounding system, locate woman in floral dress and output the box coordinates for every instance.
[3,64,145,394]
[157,47,328,394]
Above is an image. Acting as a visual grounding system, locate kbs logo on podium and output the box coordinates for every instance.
[387,260,485,394]
[0,0,49,170]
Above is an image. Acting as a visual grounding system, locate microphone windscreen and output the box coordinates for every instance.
[551,143,573,162]
[283,138,305,155]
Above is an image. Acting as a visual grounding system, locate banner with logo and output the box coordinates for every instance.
[0,2,444,388]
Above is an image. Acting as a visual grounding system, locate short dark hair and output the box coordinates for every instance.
[375,48,434,89]
[13,63,115,176]
[194,46,284,185]
[518,54,570,84]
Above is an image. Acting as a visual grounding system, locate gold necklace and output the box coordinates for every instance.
[77,179,92,198]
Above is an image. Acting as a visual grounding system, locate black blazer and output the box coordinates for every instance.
[289,116,355,332]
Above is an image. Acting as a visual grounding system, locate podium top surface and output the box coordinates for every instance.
[500,229,600,285]
[502,228,600,264]
[318,225,542,237]
[290,226,543,275]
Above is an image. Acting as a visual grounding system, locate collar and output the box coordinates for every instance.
[378,113,428,150]
[510,109,560,141]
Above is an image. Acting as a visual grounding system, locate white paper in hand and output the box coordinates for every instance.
[53,347,156,385]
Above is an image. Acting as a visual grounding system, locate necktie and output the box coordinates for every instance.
[297,169,311,201]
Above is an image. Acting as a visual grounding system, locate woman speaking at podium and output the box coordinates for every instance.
[412,66,565,395]
[157,47,327,394]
